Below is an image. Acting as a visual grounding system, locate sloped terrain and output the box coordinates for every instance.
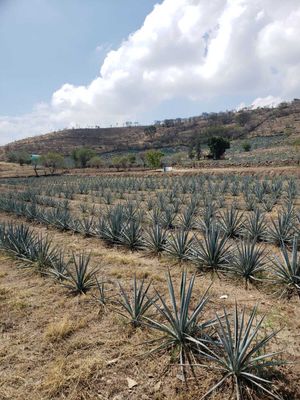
[1,100,300,160]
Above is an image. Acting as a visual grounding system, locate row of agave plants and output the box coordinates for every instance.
[11,179,295,214]
[0,196,299,298]
[1,188,300,242]
[1,173,297,196]
[0,221,291,399]
[0,175,297,213]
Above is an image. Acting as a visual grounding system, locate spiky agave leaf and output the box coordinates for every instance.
[119,219,144,251]
[165,229,194,262]
[92,277,112,310]
[270,236,300,299]
[197,304,284,400]
[62,252,98,295]
[144,224,168,255]
[219,206,244,238]
[266,209,295,246]
[29,234,58,272]
[97,205,126,244]
[47,250,70,281]
[197,204,217,233]
[144,270,215,376]
[161,206,177,229]
[116,275,156,327]
[179,204,197,230]
[226,240,267,289]
[0,223,36,259]
[75,216,96,237]
[191,224,231,272]
[242,208,267,242]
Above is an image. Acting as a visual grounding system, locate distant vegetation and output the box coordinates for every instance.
[2,98,300,171]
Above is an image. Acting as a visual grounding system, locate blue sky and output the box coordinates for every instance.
[0,0,299,144]
[0,0,160,115]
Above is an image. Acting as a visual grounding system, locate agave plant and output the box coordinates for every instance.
[267,209,295,246]
[148,207,162,225]
[47,250,70,281]
[97,205,126,244]
[219,206,244,238]
[44,208,72,231]
[62,253,98,295]
[242,208,267,242]
[165,229,194,263]
[75,216,96,237]
[0,223,36,259]
[270,236,300,298]
[145,271,215,377]
[261,195,277,212]
[92,277,111,311]
[197,205,217,233]
[144,224,168,255]
[116,275,156,327]
[197,304,284,400]
[161,206,177,229]
[191,225,231,272]
[244,194,257,212]
[179,204,197,230]
[226,241,267,289]
[119,219,144,251]
[29,235,58,273]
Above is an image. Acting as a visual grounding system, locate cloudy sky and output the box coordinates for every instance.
[1,0,300,145]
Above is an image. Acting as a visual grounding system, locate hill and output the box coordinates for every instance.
[1,99,300,163]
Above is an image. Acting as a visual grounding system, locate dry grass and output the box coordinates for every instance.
[44,317,86,343]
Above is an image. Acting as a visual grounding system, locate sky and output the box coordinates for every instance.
[0,0,300,145]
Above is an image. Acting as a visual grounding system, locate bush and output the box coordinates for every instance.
[242,141,251,152]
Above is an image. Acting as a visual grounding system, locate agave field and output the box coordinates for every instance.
[0,171,300,399]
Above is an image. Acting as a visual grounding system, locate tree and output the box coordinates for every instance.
[195,138,202,160]
[187,143,195,160]
[144,125,157,139]
[235,111,251,126]
[145,150,164,169]
[112,155,129,171]
[7,150,30,166]
[72,147,96,168]
[31,155,41,177]
[207,137,230,160]
[41,152,64,175]
[127,154,136,167]
[88,156,103,169]
[242,142,251,152]
[119,155,129,170]
[138,152,147,168]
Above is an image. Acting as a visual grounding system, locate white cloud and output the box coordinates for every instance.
[251,95,283,109]
[1,0,300,145]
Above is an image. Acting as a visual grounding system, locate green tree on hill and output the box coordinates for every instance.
[145,149,164,169]
[41,152,65,175]
[235,111,251,126]
[207,136,230,160]
[7,150,31,166]
[88,156,104,169]
[72,147,96,168]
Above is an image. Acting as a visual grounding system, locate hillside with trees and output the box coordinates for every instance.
[1,99,300,168]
